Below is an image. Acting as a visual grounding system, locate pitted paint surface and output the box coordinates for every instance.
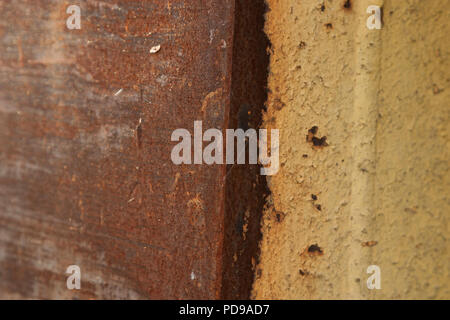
[254,0,449,299]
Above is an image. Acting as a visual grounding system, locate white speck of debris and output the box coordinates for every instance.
[190,272,196,280]
[138,118,142,125]
[114,88,123,96]
[221,40,227,48]
[156,74,169,87]
[150,45,161,54]
[128,198,135,203]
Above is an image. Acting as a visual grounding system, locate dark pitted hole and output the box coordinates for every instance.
[312,136,328,146]
[308,244,323,254]
[309,126,318,135]
[343,0,352,10]
[299,269,307,276]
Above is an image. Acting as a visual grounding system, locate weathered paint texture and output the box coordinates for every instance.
[0,0,235,299]
[254,0,449,299]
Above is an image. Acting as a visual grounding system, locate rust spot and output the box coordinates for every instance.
[307,244,324,256]
[433,84,443,95]
[272,97,286,111]
[306,126,328,148]
[343,0,352,10]
[272,209,286,223]
[405,207,418,214]
[135,118,142,149]
[312,136,328,147]
[309,126,318,135]
[362,241,378,247]
[299,269,310,276]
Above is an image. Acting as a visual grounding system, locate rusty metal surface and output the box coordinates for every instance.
[0,0,234,299]
[222,0,270,299]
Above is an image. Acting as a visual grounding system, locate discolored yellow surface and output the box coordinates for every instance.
[253,0,449,299]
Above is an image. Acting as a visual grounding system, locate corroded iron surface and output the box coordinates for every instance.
[0,0,234,299]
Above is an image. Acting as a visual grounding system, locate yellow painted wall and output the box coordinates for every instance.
[253,0,449,299]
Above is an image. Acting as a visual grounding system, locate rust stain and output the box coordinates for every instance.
[16,37,24,67]
[306,126,329,148]
[0,0,235,299]
[362,241,378,247]
[201,88,224,118]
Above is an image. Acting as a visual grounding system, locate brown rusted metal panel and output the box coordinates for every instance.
[222,0,270,299]
[0,0,235,299]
